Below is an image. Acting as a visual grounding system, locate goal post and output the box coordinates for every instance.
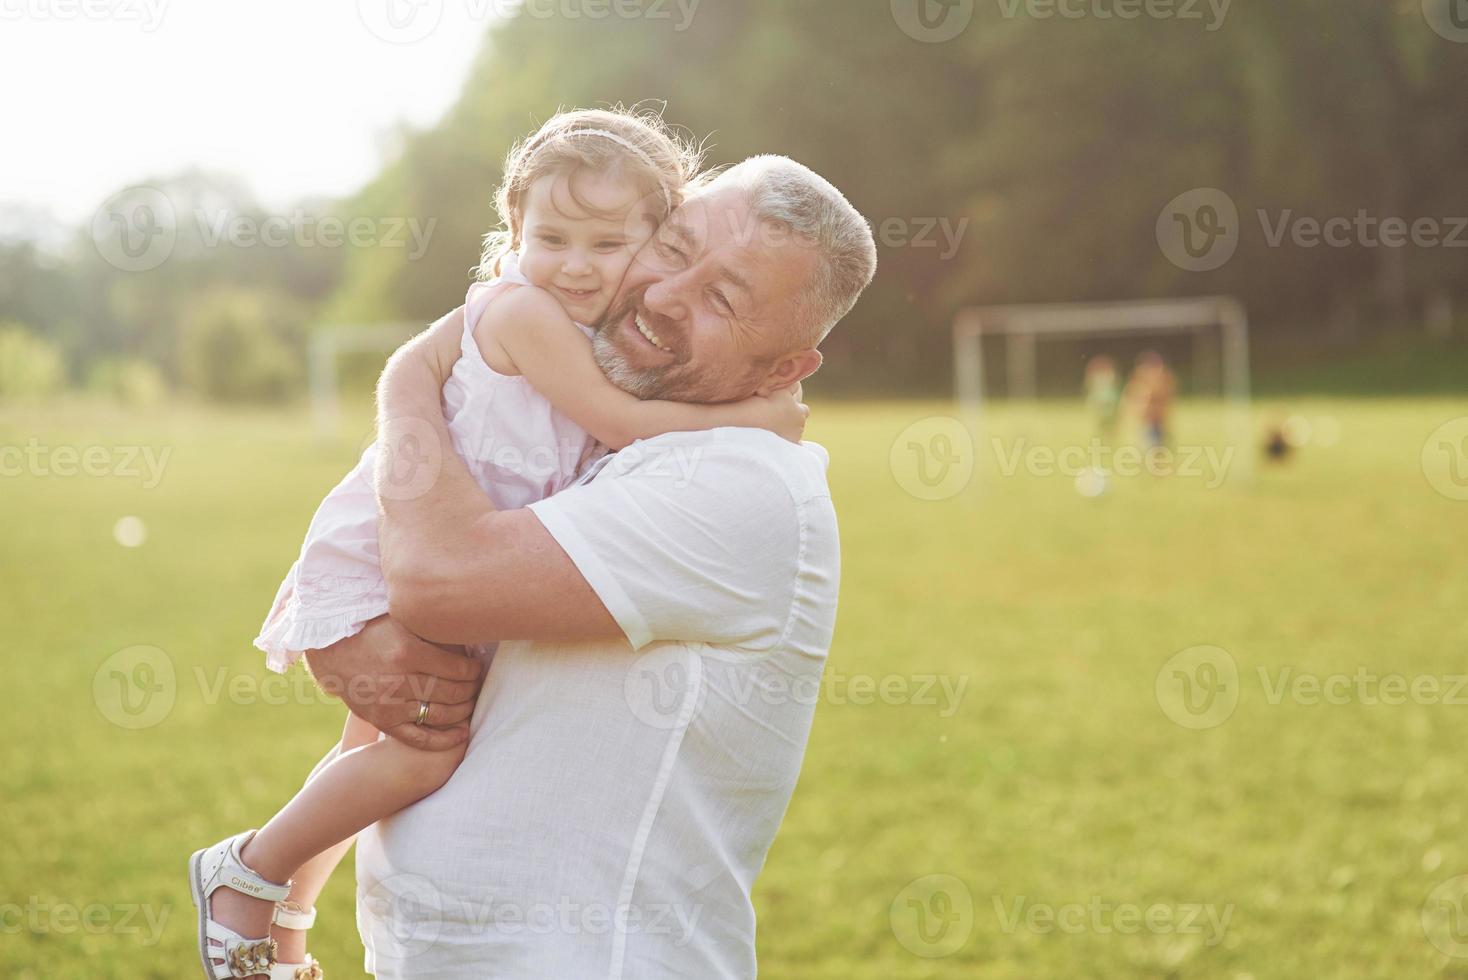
[309,323,422,437]
[952,296,1252,481]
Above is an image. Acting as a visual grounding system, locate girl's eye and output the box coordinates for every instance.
[595,241,625,252]
[537,234,564,246]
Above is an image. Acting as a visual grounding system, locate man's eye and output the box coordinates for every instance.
[710,290,733,315]
[656,238,685,259]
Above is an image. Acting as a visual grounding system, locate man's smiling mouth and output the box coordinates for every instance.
[634,311,672,352]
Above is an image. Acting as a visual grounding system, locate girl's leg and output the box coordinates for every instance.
[271,714,382,962]
[209,713,468,972]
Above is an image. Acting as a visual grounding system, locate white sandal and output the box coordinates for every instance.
[188,830,292,978]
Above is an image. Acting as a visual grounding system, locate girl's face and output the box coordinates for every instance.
[516,171,660,325]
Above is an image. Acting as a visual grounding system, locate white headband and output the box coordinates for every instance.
[532,127,673,211]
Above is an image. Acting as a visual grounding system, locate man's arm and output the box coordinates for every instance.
[374,307,621,646]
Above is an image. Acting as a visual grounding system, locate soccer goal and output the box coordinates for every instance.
[952,296,1253,481]
[308,323,422,437]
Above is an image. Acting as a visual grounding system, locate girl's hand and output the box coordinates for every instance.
[749,384,809,444]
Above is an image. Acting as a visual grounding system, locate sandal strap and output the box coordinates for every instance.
[269,954,323,980]
[200,831,293,904]
[272,901,317,931]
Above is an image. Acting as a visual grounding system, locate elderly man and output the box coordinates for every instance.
[306,155,876,978]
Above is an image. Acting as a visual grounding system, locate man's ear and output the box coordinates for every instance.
[756,349,823,396]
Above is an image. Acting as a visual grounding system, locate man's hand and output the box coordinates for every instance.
[305,615,484,750]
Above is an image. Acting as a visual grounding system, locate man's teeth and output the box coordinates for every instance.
[635,313,671,352]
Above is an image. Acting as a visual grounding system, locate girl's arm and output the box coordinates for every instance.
[475,287,806,449]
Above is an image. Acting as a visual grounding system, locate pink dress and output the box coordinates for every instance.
[254,253,606,672]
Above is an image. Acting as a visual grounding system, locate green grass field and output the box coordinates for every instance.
[4,396,1467,978]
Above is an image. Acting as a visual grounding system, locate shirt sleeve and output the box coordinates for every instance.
[527,440,801,653]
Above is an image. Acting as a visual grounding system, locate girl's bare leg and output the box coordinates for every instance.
[270,714,380,962]
[209,712,467,975]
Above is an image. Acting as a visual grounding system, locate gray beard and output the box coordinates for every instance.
[590,327,670,400]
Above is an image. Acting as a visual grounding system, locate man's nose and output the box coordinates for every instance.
[643,275,688,322]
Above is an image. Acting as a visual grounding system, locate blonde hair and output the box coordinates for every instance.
[476,106,703,279]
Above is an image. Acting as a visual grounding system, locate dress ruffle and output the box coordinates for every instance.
[253,566,388,673]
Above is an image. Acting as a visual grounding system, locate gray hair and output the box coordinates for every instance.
[708,155,877,347]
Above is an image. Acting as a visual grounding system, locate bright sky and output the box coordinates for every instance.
[1,0,496,224]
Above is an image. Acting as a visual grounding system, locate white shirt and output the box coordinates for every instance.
[353,427,841,979]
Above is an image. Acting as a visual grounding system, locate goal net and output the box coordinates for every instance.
[952,296,1253,483]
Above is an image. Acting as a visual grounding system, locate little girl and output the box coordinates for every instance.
[188,108,805,980]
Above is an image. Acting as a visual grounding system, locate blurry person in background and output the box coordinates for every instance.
[1083,354,1120,442]
[1125,350,1177,452]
